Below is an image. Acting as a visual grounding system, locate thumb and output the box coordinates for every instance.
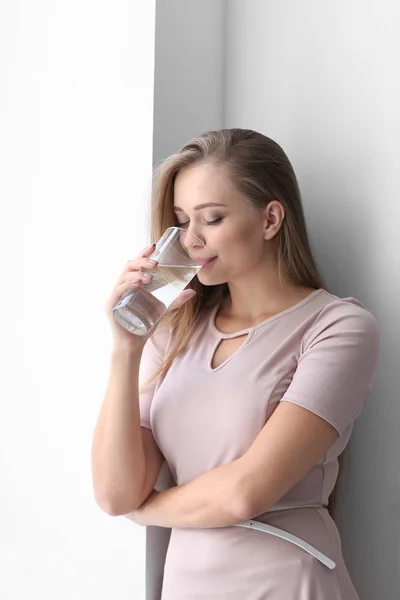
[167,289,196,313]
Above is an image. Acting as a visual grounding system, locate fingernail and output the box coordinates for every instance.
[148,259,158,264]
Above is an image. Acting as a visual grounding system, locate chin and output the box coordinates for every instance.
[197,273,226,287]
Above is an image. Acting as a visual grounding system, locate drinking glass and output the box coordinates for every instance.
[112,227,214,336]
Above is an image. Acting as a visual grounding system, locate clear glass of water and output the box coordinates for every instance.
[112,227,214,336]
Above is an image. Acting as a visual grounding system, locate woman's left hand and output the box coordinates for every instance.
[125,490,161,525]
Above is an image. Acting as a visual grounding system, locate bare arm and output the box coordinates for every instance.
[94,242,196,516]
[91,346,162,515]
[123,404,338,528]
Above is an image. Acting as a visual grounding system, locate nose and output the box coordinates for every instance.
[179,228,206,257]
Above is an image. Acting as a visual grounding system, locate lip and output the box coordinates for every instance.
[200,256,217,267]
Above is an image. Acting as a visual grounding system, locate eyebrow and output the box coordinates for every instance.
[173,202,227,212]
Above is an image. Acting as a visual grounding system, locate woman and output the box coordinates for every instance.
[93,129,379,599]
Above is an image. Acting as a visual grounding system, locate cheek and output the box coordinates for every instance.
[220,222,261,254]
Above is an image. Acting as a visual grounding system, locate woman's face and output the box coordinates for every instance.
[173,163,274,286]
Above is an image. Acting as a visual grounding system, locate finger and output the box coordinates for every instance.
[118,268,153,289]
[141,243,156,257]
[119,268,153,290]
[110,267,152,305]
[106,279,143,313]
[124,256,158,275]
[130,243,157,266]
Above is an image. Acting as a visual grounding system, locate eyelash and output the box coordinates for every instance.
[178,218,223,228]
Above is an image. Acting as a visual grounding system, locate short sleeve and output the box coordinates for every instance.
[138,324,171,430]
[280,301,380,436]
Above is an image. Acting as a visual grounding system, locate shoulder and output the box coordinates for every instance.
[302,290,379,352]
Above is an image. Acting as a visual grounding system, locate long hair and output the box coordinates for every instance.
[140,127,340,516]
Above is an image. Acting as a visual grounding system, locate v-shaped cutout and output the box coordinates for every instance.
[210,333,250,370]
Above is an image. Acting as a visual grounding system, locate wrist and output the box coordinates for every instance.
[111,341,145,360]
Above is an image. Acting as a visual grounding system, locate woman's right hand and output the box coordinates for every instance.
[105,243,196,351]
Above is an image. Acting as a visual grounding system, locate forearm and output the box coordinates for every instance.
[91,347,146,514]
[124,458,248,528]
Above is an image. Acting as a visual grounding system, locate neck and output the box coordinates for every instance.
[221,262,316,323]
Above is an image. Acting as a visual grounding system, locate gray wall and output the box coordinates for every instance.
[224,2,398,597]
[153,0,226,164]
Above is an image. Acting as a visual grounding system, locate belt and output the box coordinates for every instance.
[233,503,336,570]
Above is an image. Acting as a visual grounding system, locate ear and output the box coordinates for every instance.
[263,201,285,240]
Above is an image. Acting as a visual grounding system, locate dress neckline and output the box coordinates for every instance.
[208,288,324,339]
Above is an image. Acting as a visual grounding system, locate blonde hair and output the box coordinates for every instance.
[139,128,341,516]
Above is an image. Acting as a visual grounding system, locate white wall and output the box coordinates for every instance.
[0,1,156,598]
[224,1,398,598]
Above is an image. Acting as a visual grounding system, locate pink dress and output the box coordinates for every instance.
[138,288,379,599]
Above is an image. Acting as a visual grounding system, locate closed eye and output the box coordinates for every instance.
[177,218,223,228]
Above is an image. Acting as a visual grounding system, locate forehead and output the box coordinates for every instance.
[173,163,238,211]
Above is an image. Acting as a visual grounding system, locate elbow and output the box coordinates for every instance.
[94,492,120,516]
[95,499,122,517]
[230,486,254,523]
[94,491,140,517]
[231,478,272,522]
[237,491,276,522]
